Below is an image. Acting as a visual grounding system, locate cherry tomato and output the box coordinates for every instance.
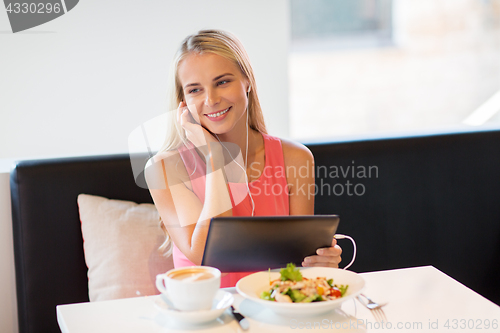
[329,287,342,298]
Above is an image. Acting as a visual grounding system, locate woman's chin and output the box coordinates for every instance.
[205,124,229,137]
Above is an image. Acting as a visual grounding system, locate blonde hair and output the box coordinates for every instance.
[160,29,267,152]
[158,220,172,257]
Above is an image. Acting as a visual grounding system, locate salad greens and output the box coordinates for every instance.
[337,284,349,296]
[260,290,274,301]
[280,263,303,282]
[259,263,349,303]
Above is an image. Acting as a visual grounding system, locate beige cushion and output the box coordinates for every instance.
[78,194,173,302]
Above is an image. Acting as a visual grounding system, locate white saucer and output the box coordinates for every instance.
[153,290,234,325]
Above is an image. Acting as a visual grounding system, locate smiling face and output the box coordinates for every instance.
[177,52,250,136]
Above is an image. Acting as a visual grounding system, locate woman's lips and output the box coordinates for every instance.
[205,106,231,121]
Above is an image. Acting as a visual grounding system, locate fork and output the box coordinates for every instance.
[356,293,388,322]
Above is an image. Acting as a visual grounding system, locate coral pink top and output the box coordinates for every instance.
[173,133,289,287]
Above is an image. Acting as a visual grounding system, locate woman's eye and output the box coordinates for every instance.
[188,88,200,94]
[217,80,230,86]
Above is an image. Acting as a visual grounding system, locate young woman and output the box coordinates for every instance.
[146,30,342,287]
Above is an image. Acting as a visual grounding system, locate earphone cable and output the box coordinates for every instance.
[214,104,255,216]
[334,234,357,270]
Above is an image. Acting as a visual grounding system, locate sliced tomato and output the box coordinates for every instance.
[329,287,342,298]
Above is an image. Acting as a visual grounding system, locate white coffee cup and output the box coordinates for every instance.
[155,266,221,311]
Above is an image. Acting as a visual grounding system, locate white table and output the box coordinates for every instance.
[57,266,500,332]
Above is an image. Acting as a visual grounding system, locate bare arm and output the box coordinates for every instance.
[146,146,232,265]
[281,138,315,215]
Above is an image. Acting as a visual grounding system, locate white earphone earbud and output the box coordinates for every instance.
[247,85,251,93]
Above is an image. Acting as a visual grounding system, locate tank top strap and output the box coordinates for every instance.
[261,133,286,172]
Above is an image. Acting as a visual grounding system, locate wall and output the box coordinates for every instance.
[0,1,290,332]
[0,0,290,160]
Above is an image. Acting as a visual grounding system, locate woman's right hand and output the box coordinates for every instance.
[177,101,219,158]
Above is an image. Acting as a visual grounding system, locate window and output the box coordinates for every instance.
[291,0,393,51]
[289,0,500,140]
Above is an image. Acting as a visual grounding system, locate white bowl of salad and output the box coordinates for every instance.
[236,264,365,317]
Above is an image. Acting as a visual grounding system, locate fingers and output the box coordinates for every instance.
[176,101,186,127]
[178,102,189,126]
[302,244,342,268]
[302,261,340,268]
[178,103,198,135]
[182,107,198,125]
[303,252,342,265]
[177,101,200,126]
[180,108,192,128]
[176,101,218,150]
[177,101,211,149]
[317,244,342,257]
[188,105,200,123]
[302,255,342,267]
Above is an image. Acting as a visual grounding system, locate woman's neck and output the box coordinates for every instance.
[216,126,258,162]
[214,108,259,162]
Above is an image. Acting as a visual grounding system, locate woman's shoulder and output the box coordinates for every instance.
[270,135,314,165]
[149,149,182,169]
[145,148,190,182]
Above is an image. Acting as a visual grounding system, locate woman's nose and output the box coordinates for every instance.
[204,88,220,107]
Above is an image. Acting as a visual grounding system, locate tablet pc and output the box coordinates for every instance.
[201,215,339,272]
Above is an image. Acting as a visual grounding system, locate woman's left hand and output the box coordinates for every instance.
[302,237,342,268]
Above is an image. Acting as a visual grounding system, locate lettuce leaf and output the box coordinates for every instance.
[338,284,349,296]
[260,290,275,301]
[301,294,324,303]
[286,289,307,302]
[280,263,303,282]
